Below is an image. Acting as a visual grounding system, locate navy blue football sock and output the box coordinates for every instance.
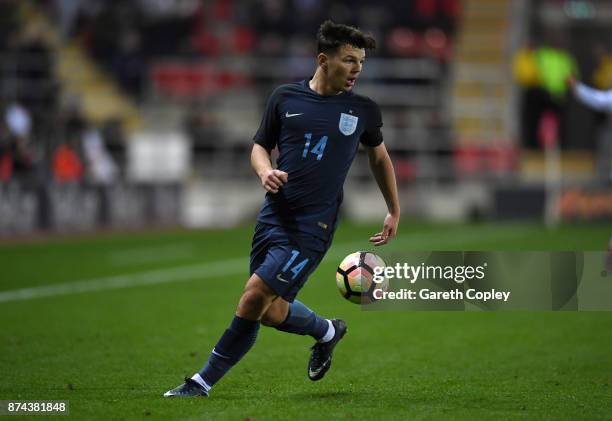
[275,300,329,340]
[198,315,260,389]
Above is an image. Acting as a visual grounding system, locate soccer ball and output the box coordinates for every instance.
[336,251,388,304]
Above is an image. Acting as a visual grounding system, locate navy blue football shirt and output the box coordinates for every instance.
[253,79,383,242]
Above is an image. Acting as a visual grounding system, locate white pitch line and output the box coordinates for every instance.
[0,257,247,303]
[0,225,531,304]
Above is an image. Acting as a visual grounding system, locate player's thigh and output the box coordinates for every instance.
[250,224,328,303]
[256,244,322,301]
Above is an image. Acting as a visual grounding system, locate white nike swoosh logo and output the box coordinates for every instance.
[276,274,289,283]
[309,357,331,377]
[212,348,230,359]
[285,112,303,118]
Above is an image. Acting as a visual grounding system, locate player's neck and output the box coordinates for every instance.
[309,69,342,96]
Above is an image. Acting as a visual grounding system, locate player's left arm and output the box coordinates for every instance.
[366,143,400,246]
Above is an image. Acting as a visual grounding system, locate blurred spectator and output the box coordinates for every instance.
[592,43,612,90]
[536,37,577,149]
[5,102,32,140]
[513,36,578,149]
[513,41,545,149]
[536,43,577,101]
[53,105,86,184]
[513,42,540,88]
[568,77,612,181]
[3,102,35,182]
[52,140,83,183]
[82,126,118,185]
[0,113,13,182]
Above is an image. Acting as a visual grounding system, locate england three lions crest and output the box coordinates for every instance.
[339,113,358,136]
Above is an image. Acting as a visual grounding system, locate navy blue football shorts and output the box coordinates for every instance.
[250,222,331,302]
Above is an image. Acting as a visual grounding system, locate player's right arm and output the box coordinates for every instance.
[569,77,612,113]
[252,86,289,194]
[251,144,288,194]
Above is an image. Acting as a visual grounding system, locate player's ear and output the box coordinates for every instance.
[318,53,328,72]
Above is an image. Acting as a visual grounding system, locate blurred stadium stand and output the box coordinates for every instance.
[0,0,610,236]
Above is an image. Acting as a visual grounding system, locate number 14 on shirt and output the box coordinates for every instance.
[302,133,328,161]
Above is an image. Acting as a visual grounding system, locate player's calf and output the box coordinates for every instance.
[164,275,276,398]
[273,300,331,340]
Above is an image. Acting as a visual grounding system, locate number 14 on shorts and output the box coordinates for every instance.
[280,250,309,281]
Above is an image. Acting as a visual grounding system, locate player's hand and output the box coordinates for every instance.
[259,169,288,193]
[369,213,399,246]
[566,76,577,91]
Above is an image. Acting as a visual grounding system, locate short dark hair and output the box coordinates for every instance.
[316,20,376,55]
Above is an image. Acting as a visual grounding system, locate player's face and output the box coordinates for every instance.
[327,44,365,93]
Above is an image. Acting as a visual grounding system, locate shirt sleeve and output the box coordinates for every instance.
[359,100,383,147]
[253,87,283,150]
[575,82,612,113]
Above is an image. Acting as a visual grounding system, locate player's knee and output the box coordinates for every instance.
[240,289,266,311]
[237,274,278,319]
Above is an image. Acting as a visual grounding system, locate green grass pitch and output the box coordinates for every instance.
[0,221,611,420]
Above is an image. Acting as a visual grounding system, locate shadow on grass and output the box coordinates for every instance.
[290,391,353,400]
